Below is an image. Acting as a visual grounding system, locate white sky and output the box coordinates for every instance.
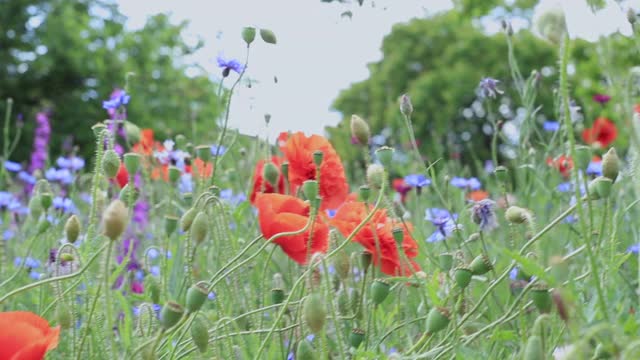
[116,0,637,139]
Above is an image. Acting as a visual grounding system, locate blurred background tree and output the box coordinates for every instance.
[0,0,223,163]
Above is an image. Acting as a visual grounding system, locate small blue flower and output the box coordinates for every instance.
[56,156,85,171]
[45,168,74,185]
[543,121,560,132]
[450,177,468,188]
[0,191,22,212]
[4,160,22,172]
[371,134,386,146]
[3,229,14,241]
[450,177,482,190]
[179,173,193,194]
[150,265,161,277]
[586,161,603,176]
[135,270,145,281]
[52,197,76,214]
[18,171,36,185]
[208,291,216,300]
[478,77,504,98]
[326,209,337,218]
[210,145,227,157]
[471,199,498,232]
[217,55,244,75]
[509,267,519,280]
[404,174,431,188]
[147,248,160,259]
[29,270,42,280]
[627,243,640,254]
[557,182,572,193]
[102,90,131,110]
[425,208,460,242]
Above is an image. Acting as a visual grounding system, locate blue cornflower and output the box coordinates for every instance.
[56,156,85,171]
[557,182,572,193]
[217,55,244,76]
[102,90,130,110]
[586,160,602,176]
[150,266,161,277]
[371,134,386,146]
[18,171,36,185]
[14,256,41,268]
[147,248,160,260]
[478,77,504,98]
[404,174,431,188]
[471,199,498,232]
[179,173,193,193]
[543,121,560,132]
[45,168,74,185]
[208,291,216,300]
[450,177,468,188]
[450,177,482,190]
[3,229,15,240]
[425,208,460,242]
[628,243,640,254]
[219,189,246,206]
[52,197,76,213]
[326,209,337,218]
[4,160,22,172]
[210,145,227,157]
[133,304,162,317]
[509,267,518,280]
[0,192,22,212]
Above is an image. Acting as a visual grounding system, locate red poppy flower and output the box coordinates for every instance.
[115,162,129,188]
[581,117,617,147]
[151,164,169,181]
[331,201,420,276]
[467,190,489,202]
[634,104,640,114]
[132,129,163,156]
[255,193,329,264]
[250,156,286,204]
[189,158,213,178]
[392,178,412,204]
[546,155,573,178]
[0,311,60,360]
[279,132,349,210]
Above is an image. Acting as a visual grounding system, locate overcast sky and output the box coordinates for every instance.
[116,0,637,139]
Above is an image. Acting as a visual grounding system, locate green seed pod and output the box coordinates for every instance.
[37,218,51,234]
[168,166,181,184]
[349,328,365,349]
[505,206,530,224]
[426,307,451,334]
[494,165,509,183]
[64,215,81,243]
[439,253,453,271]
[602,147,620,182]
[358,185,371,202]
[454,267,473,289]
[145,275,160,304]
[159,301,184,329]
[371,279,391,305]
[313,150,323,167]
[350,115,371,146]
[119,184,140,203]
[523,335,544,360]
[262,161,280,187]
[102,149,121,178]
[40,192,53,210]
[175,134,187,148]
[260,28,277,44]
[366,164,385,189]
[180,207,198,232]
[28,195,43,219]
[360,251,372,274]
[186,281,209,313]
[303,293,326,333]
[530,284,552,313]
[123,153,141,175]
[469,254,493,275]
[124,121,141,144]
[241,27,256,45]
[102,199,129,241]
[302,180,319,201]
[190,317,210,353]
[296,338,316,360]
[589,176,613,199]
[392,227,404,245]
[271,288,285,304]
[190,212,209,246]
[196,145,211,161]
[281,162,289,180]
[164,215,179,236]
[56,303,73,329]
[574,145,592,170]
[375,146,394,168]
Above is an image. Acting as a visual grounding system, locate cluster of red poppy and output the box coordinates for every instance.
[0,311,59,359]
[251,132,421,276]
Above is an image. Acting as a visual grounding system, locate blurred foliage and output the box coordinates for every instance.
[0,0,223,163]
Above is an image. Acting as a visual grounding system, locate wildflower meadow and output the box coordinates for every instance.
[1,1,640,359]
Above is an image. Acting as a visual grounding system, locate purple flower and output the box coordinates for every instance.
[484,160,495,173]
[543,121,560,132]
[102,89,131,110]
[29,111,50,173]
[4,160,22,172]
[478,77,504,98]
[425,208,460,242]
[217,55,244,76]
[592,94,611,104]
[404,174,431,188]
[471,199,498,232]
[133,200,150,228]
[627,243,640,254]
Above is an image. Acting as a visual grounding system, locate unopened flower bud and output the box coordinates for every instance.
[190,211,209,246]
[168,166,181,184]
[454,267,473,288]
[37,219,51,234]
[303,292,326,333]
[400,94,413,117]
[64,215,81,243]
[366,163,385,189]
[56,303,73,329]
[175,134,187,148]
[28,195,43,219]
[260,28,277,44]
[281,162,289,180]
[186,281,209,313]
[358,185,370,202]
[165,215,179,236]
[119,184,139,203]
[242,27,256,45]
[392,227,404,245]
[313,151,323,167]
[494,165,509,183]
[40,192,53,210]
[262,161,280,186]
[530,283,552,313]
[371,279,391,305]
[302,180,319,201]
[350,115,371,145]
[271,288,285,304]
[159,301,184,329]
[349,328,365,349]
[102,199,128,241]
[574,145,592,170]
[602,147,620,182]
[123,153,141,175]
[333,248,350,280]
[360,251,372,273]
[589,176,613,199]
[375,146,394,168]
[124,121,141,144]
[426,307,451,334]
[505,206,531,224]
[191,317,210,353]
[196,145,211,161]
[469,254,493,275]
[180,207,197,232]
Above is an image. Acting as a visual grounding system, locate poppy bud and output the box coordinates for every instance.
[145,275,160,304]
[191,317,209,353]
[366,164,385,189]
[392,227,404,245]
[28,195,43,219]
[168,166,181,184]
[439,253,453,271]
[262,162,280,187]
[190,212,209,246]
[358,185,370,202]
[523,335,543,360]
[260,28,277,44]
[281,162,289,180]
[41,192,53,210]
[92,123,107,137]
[360,251,372,273]
[124,121,141,144]
[469,254,493,275]
[303,293,326,333]
[102,199,128,241]
[180,207,197,232]
[333,249,350,280]
[64,215,81,243]
[175,134,187,148]
[375,146,394,168]
[399,94,413,117]
[426,307,451,334]
[56,303,73,329]
[196,145,211,161]
[337,290,349,315]
[102,149,120,178]
[588,176,613,199]
[119,184,139,203]
[627,8,637,24]
[271,288,285,304]
[296,338,315,360]
[371,279,391,305]
[59,253,74,262]
[313,151,323,167]
[159,301,184,329]
[602,148,620,182]
[574,145,592,170]
[302,180,319,201]
[494,165,509,183]
[530,284,552,313]
[505,206,531,224]
[242,27,256,45]
[186,281,209,313]
[454,267,473,288]
[350,115,370,146]
[349,328,365,349]
[165,215,179,236]
[123,153,141,175]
